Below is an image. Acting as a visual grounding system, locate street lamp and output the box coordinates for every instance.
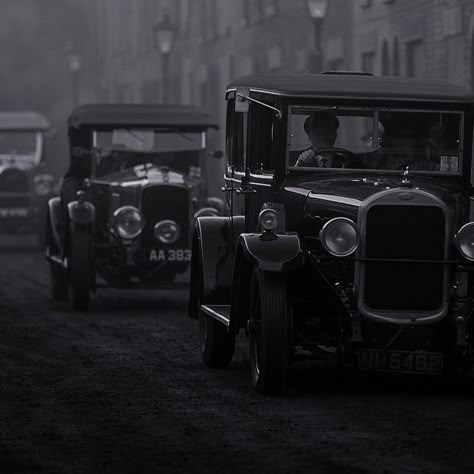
[66,49,82,108]
[306,0,329,73]
[153,12,176,104]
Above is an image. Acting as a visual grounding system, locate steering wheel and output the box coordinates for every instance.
[315,147,360,168]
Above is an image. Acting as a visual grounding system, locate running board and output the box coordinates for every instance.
[200,305,231,327]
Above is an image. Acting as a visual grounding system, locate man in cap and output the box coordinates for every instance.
[296,110,341,167]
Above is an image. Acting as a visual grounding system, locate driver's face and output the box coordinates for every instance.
[308,127,337,149]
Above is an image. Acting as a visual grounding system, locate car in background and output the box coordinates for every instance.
[0,111,54,245]
[46,103,223,311]
[189,72,474,394]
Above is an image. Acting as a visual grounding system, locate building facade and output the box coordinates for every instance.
[352,0,474,89]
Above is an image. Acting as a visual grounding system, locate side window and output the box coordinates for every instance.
[225,98,245,172]
[248,101,275,174]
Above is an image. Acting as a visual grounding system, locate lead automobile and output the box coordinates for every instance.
[189,72,474,394]
[46,104,223,311]
[0,111,54,244]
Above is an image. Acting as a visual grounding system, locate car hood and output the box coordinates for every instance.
[281,171,468,228]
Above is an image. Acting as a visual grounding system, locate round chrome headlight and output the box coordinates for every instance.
[320,217,359,257]
[193,207,219,219]
[258,209,279,231]
[33,174,53,196]
[113,206,145,240]
[154,220,180,244]
[456,222,474,261]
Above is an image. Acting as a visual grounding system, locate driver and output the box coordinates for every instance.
[295,111,340,167]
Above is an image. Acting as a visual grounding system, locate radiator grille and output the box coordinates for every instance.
[363,205,445,311]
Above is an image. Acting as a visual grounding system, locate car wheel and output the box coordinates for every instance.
[249,269,291,395]
[194,247,235,368]
[69,224,93,312]
[50,262,69,301]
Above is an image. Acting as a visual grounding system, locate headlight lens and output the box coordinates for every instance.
[258,209,279,231]
[113,206,144,240]
[154,220,180,244]
[33,174,53,196]
[320,217,359,257]
[456,223,474,261]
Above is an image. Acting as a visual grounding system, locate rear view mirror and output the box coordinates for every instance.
[208,150,224,159]
[235,88,250,113]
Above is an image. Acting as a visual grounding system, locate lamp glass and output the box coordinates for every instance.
[306,0,328,19]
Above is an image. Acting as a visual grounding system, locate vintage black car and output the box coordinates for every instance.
[46,104,222,311]
[189,72,474,394]
[0,111,54,244]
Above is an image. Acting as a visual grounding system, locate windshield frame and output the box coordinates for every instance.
[286,104,465,176]
[91,128,207,153]
[0,130,43,164]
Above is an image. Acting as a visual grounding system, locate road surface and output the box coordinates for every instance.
[0,249,473,474]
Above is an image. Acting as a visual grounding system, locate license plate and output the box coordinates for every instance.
[0,208,29,218]
[149,249,191,262]
[357,350,444,375]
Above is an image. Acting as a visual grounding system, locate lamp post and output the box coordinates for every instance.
[67,49,82,108]
[153,13,176,104]
[306,0,328,74]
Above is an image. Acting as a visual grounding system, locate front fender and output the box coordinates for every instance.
[67,200,95,225]
[47,197,62,250]
[194,215,245,302]
[237,233,304,272]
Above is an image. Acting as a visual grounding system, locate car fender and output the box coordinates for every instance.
[237,233,304,272]
[67,200,95,225]
[229,232,304,334]
[192,215,245,305]
[47,197,62,249]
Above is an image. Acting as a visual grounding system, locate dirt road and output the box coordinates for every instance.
[0,250,473,474]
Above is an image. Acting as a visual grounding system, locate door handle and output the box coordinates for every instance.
[221,186,233,193]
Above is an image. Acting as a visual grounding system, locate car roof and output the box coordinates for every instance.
[227,73,474,103]
[0,111,50,131]
[68,104,219,129]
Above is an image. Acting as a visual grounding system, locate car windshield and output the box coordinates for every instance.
[288,106,463,173]
[92,128,205,178]
[0,131,40,161]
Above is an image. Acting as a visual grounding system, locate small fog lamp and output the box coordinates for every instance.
[154,219,180,244]
[320,217,359,257]
[258,209,279,231]
[113,206,145,240]
[456,223,474,261]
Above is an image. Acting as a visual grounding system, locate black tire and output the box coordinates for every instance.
[50,262,69,301]
[69,224,93,311]
[193,244,235,368]
[249,269,291,395]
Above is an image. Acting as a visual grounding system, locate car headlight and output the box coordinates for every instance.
[456,223,474,261]
[193,207,219,219]
[33,174,53,196]
[320,217,359,257]
[258,209,279,231]
[154,220,180,244]
[113,206,145,240]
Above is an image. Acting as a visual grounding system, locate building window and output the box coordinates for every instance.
[381,41,390,76]
[393,38,400,76]
[361,51,375,74]
[406,39,425,77]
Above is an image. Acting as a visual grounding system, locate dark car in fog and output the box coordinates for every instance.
[46,104,223,311]
[189,72,474,394]
[0,111,54,244]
